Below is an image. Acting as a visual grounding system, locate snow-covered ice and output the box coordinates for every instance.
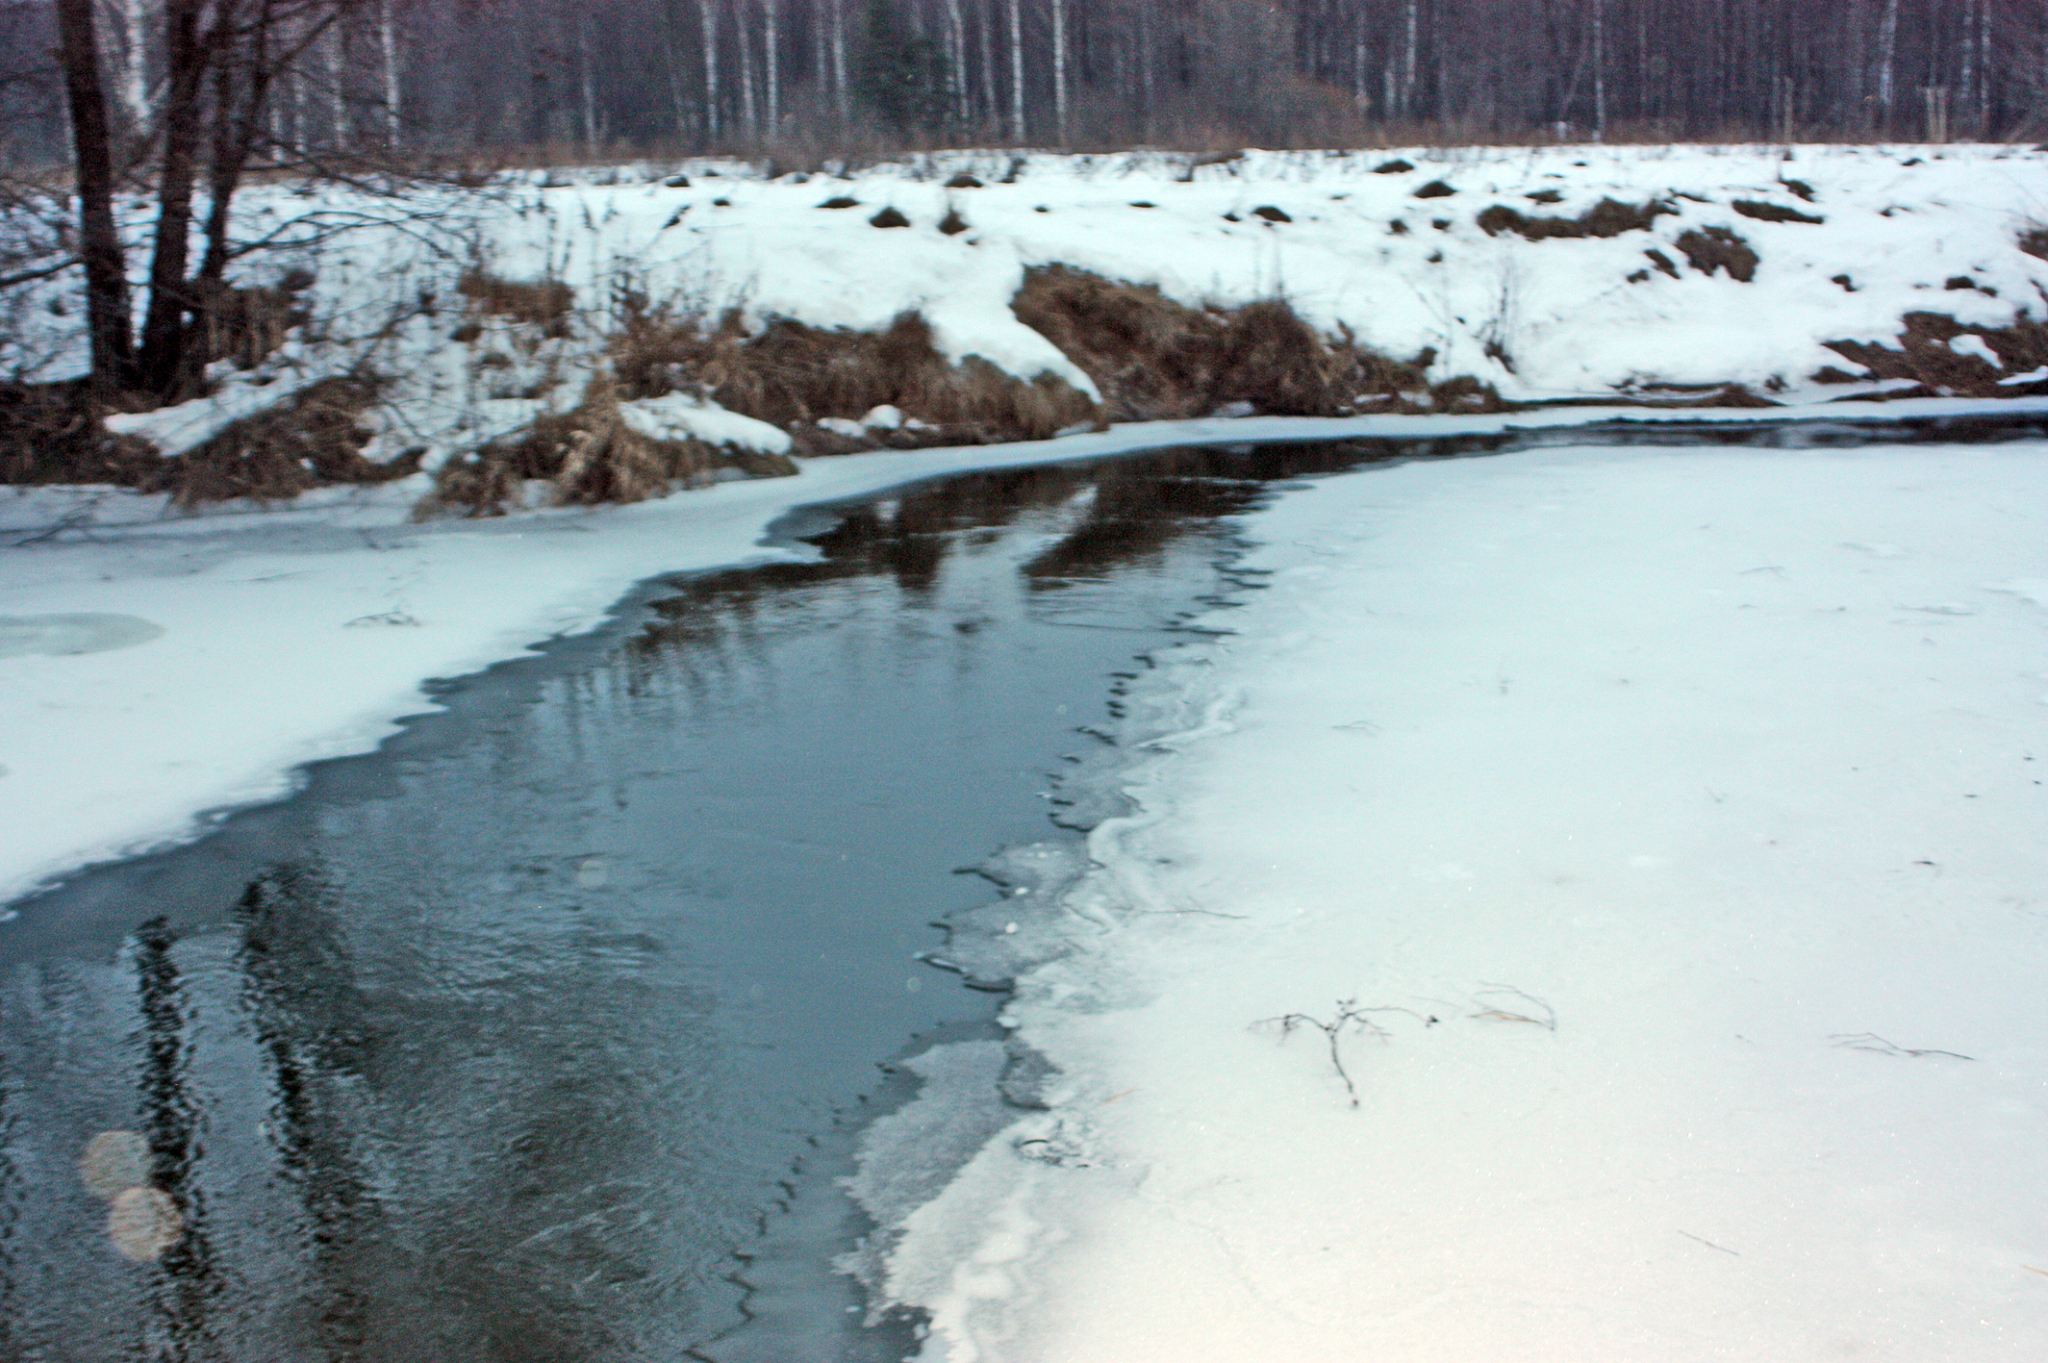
[875,438,2048,1362]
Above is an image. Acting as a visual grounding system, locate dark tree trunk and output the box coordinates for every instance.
[54,0,135,392]
[136,0,225,399]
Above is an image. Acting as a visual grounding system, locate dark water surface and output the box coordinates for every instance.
[1,416,2040,1362]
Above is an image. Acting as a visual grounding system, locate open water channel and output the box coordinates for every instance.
[0,416,2039,1362]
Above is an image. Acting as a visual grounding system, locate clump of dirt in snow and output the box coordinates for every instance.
[1674,226,1760,282]
[1475,198,1674,240]
[1731,199,1825,225]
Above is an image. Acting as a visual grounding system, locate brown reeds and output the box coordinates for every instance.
[419,376,795,516]
[455,269,575,336]
[141,375,418,507]
[1009,266,1469,419]
[1825,311,2048,397]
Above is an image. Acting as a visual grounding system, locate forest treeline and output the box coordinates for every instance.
[1,0,2041,167]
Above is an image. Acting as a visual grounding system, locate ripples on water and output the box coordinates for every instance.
[0,418,2038,1361]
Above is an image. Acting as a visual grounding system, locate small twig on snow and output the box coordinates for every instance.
[1829,1033,1975,1061]
[1470,983,1558,1031]
[1256,998,1431,1108]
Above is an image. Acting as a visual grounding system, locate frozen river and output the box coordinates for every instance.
[0,415,2039,1361]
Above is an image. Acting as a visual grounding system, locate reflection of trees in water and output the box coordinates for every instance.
[628,442,1440,671]
[131,918,228,1362]
[234,866,381,1362]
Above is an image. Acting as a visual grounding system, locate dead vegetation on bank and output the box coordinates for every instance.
[10,249,2048,513]
[1011,265,1484,420]
[1824,311,2048,398]
[420,377,792,516]
[613,304,1100,449]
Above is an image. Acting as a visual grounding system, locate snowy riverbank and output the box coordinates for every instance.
[867,436,2048,1361]
[9,143,2048,512]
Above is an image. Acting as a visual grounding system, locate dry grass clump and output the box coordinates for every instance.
[2020,227,2048,262]
[1476,198,1673,240]
[614,304,1101,452]
[1010,266,1461,419]
[141,375,419,507]
[195,274,315,371]
[1,373,409,506]
[1825,311,2048,398]
[456,269,575,336]
[422,377,770,516]
[0,380,159,485]
[1674,227,1759,282]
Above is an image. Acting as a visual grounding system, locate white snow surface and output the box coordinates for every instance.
[616,391,793,452]
[877,439,2048,1362]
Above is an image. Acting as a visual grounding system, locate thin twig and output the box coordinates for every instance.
[1830,1033,1975,1061]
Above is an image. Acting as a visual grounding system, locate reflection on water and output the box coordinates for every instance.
[0,439,1430,1362]
[0,417,2037,1361]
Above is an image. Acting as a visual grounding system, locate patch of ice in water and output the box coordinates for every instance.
[838,1040,1017,1303]
[930,841,1091,989]
[0,613,164,658]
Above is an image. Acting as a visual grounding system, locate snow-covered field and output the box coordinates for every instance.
[866,438,2048,1362]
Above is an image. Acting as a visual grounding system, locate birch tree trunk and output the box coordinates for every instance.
[736,0,756,137]
[378,0,400,145]
[578,8,598,151]
[831,0,848,121]
[943,0,968,127]
[763,0,779,131]
[698,0,720,141]
[111,0,152,133]
[1049,0,1067,142]
[1007,0,1025,139]
[1960,0,1978,119]
[1591,0,1606,139]
[1876,0,1899,128]
[1401,0,1420,119]
[322,20,348,147]
[980,0,999,134]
